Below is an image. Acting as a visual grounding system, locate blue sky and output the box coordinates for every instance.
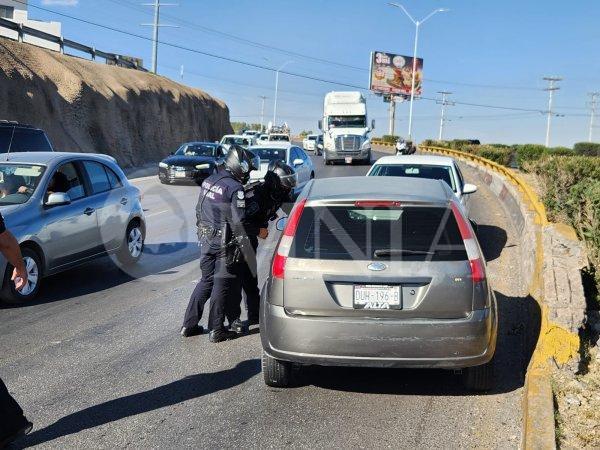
[27,0,600,146]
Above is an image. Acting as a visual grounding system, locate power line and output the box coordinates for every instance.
[15,0,574,118]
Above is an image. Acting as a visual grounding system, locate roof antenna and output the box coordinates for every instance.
[6,124,15,161]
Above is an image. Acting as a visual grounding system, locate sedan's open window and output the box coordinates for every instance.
[0,164,45,205]
[50,162,85,201]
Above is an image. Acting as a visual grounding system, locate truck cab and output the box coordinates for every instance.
[319,91,374,165]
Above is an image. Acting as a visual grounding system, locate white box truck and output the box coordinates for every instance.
[319,91,374,165]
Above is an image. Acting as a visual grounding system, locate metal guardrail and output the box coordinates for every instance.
[0,17,146,71]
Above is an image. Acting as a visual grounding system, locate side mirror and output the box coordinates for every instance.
[318,120,323,131]
[169,151,174,156]
[293,158,303,166]
[462,183,478,195]
[317,144,324,150]
[45,192,71,206]
[371,119,376,130]
[275,217,287,231]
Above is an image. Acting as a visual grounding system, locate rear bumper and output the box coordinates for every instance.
[261,303,497,369]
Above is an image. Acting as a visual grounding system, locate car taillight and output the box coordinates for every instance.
[451,201,486,283]
[272,199,306,279]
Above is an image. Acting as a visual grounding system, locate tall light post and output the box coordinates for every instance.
[259,95,268,132]
[388,3,448,139]
[273,60,293,125]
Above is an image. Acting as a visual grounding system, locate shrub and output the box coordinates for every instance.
[514,144,547,167]
[526,156,600,287]
[474,145,513,166]
[546,147,573,156]
[574,142,600,157]
[381,135,398,144]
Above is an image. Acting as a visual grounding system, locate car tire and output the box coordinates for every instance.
[462,358,494,391]
[262,351,292,387]
[0,247,43,304]
[117,220,145,266]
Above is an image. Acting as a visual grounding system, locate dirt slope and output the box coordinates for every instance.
[0,39,233,167]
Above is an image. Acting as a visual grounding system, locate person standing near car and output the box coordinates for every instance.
[226,160,297,333]
[0,213,34,448]
[180,145,255,343]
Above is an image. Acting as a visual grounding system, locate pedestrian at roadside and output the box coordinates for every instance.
[0,213,33,448]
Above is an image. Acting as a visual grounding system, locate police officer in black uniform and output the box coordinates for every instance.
[226,160,297,333]
[180,145,255,343]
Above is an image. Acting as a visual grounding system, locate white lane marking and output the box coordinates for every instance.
[146,210,169,218]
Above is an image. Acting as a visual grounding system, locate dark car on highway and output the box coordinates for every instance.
[158,142,226,185]
[0,121,54,153]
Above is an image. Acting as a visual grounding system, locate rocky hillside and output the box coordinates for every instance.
[0,39,232,167]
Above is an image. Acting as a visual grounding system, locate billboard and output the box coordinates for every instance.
[369,51,423,96]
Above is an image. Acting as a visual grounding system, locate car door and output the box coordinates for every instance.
[40,161,102,271]
[80,160,129,253]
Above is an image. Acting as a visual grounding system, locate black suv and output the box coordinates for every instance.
[0,121,54,153]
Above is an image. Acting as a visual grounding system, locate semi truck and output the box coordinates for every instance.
[318,91,374,165]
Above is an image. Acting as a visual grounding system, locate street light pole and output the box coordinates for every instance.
[389,3,448,139]
[543,76,562,147]
[273,61,293,125]
[259,95,268,132]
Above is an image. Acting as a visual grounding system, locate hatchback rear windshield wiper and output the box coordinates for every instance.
[373,249,435,257]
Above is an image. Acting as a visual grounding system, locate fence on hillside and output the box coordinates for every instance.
[0,17,146,71]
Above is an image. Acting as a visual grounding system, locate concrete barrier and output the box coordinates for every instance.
[420,146,587,450]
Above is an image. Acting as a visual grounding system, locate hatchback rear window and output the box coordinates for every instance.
[369,164,456,192]
[290,205,467,261]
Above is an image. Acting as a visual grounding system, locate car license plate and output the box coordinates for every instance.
[353,285,401,310]
[345,156,353,164]
[175,172,187,178]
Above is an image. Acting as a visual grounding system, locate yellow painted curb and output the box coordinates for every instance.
[421,145,581,450]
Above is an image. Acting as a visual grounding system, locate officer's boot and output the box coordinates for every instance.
[230,318,249,335]
[208,328,237,343]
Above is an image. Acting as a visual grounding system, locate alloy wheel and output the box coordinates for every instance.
[128,227,143,258]
[19,256,39,296]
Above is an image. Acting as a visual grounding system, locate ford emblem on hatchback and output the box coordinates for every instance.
[367,262,387,271]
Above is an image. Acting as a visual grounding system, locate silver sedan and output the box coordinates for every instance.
[0,152,146,303]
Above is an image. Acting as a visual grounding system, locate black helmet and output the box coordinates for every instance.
[247,150,261,172]
[267,160,297,191]
[224,145,253,183]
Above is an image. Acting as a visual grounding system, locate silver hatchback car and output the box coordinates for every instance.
[261,176,497,390]
[0,152,146,303]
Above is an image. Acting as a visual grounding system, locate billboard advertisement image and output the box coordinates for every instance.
[369,51,423,96]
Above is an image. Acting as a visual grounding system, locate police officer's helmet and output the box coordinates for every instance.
[247,150,261,172]
[267,160,297,191]
[224,145,254,183]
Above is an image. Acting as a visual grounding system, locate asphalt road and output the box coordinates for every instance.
[0,150,531,449]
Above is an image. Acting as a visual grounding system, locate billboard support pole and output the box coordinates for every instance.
[407,23,419,140]
[389,96,396,136]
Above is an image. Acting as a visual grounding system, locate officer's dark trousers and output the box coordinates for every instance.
[0,376,28,438]
[182,236,240,331]
[226,235,260,322]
